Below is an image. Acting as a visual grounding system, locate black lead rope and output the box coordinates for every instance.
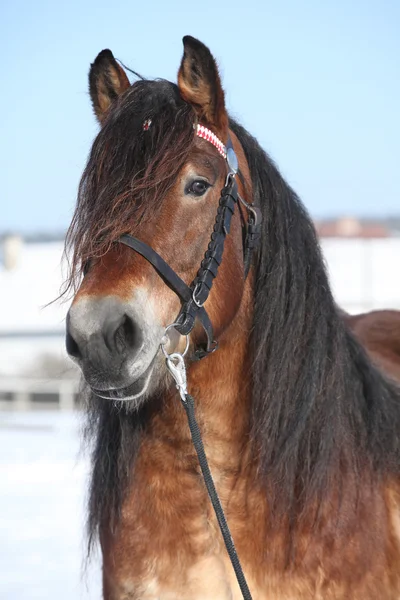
[182,393,253,600]
[163,354,252,598]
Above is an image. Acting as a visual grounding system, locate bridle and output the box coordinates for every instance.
[119,123,262,361]
[118,122,260,600]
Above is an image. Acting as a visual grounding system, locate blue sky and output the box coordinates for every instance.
[1,0,399,233]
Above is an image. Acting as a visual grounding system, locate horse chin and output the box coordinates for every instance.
[90,356,158,405]
[83,328,185,406]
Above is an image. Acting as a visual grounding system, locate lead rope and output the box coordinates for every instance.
[162,347,253,600]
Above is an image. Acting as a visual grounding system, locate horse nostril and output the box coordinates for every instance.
[66,330,81,359]
[66,301,143,367]
[113,314,140,354]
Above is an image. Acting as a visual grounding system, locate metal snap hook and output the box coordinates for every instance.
[165,352,188,402]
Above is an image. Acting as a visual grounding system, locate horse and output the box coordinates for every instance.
[65,36,400,599]
[345,309,400,383]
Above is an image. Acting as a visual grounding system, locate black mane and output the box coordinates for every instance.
[82,114,400,555]
[230,118,400,521]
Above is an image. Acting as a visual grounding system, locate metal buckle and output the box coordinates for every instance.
[192,282,204,308]
[225,171,236,187]
[238,193,262,226]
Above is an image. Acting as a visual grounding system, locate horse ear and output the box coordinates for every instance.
[177,36,228,133]
[89,49,130,124]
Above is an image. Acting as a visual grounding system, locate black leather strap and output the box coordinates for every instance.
[120,236,192,302]
[119,235,216,358]
[176,177,238,337]
[242,206,262,278]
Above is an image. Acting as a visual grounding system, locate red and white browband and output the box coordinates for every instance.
[196,124,227,159]
[142,119,227,160]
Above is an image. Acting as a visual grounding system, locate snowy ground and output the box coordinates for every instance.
[0,410,102,599]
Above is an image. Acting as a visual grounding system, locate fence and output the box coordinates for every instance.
[0,378,79,411]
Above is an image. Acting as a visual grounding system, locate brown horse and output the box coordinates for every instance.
[65,37,400,599]
[345,309,400,383]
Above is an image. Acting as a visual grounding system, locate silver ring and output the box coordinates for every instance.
[160,322,190,358]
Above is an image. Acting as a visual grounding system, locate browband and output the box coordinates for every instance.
[196,124,227,158]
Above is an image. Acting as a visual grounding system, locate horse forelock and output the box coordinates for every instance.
[64,79,196,297]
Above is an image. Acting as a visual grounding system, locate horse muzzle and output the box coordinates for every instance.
[66,294,164,401]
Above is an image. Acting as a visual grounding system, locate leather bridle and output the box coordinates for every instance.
[119,130,262,360]
[118,124,259,599]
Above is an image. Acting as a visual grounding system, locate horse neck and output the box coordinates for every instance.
[151,276,254,473]
[190,284,253,458]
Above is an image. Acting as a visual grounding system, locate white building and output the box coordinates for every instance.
[323,237,400,314]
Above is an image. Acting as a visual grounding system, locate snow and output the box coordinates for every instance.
[0,410,101,599]
[0,242,66,334]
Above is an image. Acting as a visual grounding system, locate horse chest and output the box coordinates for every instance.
[108,557,241,600]
[102,528,245,600]
[101,452,247,599]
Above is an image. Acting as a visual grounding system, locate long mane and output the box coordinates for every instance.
[81,105,400,556]
[230,118,400,524]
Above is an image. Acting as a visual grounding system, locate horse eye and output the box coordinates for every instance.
[186,179,211,197]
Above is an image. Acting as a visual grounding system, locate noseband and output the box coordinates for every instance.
[119,123,262,360]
